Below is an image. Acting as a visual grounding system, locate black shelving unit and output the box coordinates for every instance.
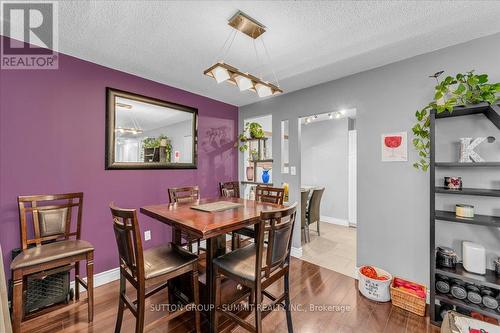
[435,210,500,227]
[435,162,500,168]
[430,102,500,326]
[436,263,500,290]
[435,187,500,197]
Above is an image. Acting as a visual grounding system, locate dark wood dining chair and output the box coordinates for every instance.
[168,186,200,204]
[232,185,285,249]
[255,185,285,205]
[11,193,94,333]
[110,204,201,333]
[219,181,242,250]
[307,188,325,236]
[168,186,203,254]
[218,181,240,199]
[301,190,310,243]
[213,203,297,333]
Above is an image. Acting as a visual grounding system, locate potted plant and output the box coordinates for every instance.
[158,134,172,163]
[412,70,499,171]
[143,134,171,163]
[143,137,160,162]
[236,122,265,152]
[249,148,259,161]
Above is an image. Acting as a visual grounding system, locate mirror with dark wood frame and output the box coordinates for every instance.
[105,88,198,169]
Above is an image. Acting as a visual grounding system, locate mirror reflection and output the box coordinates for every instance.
[106,89,197,169]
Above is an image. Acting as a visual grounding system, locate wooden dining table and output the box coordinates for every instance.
[140,197,286,333]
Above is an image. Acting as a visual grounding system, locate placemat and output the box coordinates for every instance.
[191,201,243,212]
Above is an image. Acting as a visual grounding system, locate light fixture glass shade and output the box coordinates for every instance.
[211,65,231,83]
[255,83,273,97]
[234,75,253,91]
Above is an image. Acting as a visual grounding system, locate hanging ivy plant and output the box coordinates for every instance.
[412,70,500,171]
[236,122,265,152]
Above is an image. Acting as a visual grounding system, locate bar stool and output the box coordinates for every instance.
[213,204,297,333]
[110,204,201,333]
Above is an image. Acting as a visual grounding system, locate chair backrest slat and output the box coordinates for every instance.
[255,185,284,205]
[255,204,297,279]
[17,192,84,250]
[168,186,200,204]
[219,181,240,198]
[31,201,41,245]
[109,204,144,281]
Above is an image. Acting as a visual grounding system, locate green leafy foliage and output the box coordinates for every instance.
[142,134,171,152]
[413,71,500,171]
[236,122,265,152]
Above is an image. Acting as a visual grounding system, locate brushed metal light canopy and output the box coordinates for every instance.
[228,11,266,39]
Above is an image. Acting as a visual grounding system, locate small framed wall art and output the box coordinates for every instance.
[381,132,407,162]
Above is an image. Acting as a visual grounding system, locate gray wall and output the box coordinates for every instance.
[301,118,349,221]
[239,32,500,285]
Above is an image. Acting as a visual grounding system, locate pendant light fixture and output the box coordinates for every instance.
[203,11,283,97]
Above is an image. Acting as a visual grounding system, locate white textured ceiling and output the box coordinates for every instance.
[49,1,500,105]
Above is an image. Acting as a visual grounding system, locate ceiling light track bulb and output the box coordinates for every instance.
[115,127,143,135]
[204,62,282,96]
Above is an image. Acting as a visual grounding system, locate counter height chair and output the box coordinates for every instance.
[219,181,242,250]
[168,186,200,204]
[301,190,310,243]
[11,192,94,333]
[307,188,325,236]
[218,181,240,199]
[213,204,297,333]
[232,185,285,249]
[168,186,204,254]
[110,204,200,333]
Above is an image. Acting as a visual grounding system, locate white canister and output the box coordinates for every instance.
[462,241,486,275]
[456,204,474,218]
[358,267,393,302]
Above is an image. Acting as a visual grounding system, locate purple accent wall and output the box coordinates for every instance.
[0,36,238,278]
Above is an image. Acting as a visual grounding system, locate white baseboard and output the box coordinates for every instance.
[321,215,349,226]
[70,267,120,293]
[291,246,303,258]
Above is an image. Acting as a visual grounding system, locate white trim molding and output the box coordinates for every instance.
[70,267,120,292]
[321,215,349,226]
[291,246,303,258]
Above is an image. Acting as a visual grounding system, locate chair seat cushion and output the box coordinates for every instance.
[11,240,94,270]
[143,244,198,280]
[213,244,266,281]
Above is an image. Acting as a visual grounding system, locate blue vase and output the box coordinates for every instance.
[262,169,270,184]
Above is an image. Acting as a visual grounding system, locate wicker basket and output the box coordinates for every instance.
[390,277,426,316]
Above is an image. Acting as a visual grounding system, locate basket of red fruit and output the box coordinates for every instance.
[390,277,427,316]
[358,266,392,302]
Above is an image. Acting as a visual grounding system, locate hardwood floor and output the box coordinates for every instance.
[22,258,440,333]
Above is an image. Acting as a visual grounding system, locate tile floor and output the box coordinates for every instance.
[301,222,357,278]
